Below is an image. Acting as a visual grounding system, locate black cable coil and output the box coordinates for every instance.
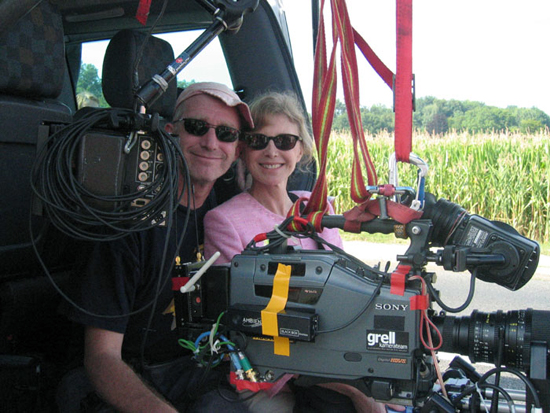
[31,108,185,241]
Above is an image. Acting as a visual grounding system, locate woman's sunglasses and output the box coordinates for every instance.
[242,133,302,151]
[175,118,241,143]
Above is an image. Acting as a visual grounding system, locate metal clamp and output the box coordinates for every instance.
[366,185,416,219]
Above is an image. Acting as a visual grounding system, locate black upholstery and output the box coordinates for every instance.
[0,0,72,279]
[102,29,176,118]
[0,5,76,409]
[0,0,65,99]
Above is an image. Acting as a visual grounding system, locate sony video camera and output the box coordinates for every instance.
[174,194,549,412]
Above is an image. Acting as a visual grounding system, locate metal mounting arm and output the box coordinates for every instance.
[135,0,259,109]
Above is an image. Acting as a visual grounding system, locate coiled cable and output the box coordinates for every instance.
[31,107,183,241]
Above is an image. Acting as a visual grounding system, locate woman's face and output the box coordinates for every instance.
[242,113,303,189]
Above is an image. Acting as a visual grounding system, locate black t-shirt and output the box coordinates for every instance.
[63,192,216,363]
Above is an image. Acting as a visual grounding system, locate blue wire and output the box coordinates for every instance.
[194,331,211,348]
[220,334,242,371]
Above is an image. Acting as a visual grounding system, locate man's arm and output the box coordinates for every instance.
[84,326,177,413]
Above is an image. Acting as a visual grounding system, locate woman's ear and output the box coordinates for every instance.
[297,142,304,161]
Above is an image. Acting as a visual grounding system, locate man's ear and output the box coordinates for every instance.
[165,122,174,134]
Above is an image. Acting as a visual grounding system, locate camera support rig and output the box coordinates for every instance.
[174,189,547,412]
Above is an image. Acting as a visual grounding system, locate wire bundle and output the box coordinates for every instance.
[179,313,236,368]
[31,108,185,241]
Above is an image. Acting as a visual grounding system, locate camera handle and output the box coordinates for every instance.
[135,0,259,109]
[434,245,506,272]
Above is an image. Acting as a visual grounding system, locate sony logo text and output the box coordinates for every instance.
[375,303,409,311]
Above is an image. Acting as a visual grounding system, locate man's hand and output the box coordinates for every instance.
[84,326,177,413]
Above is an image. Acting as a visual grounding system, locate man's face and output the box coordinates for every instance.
[167,94,241,187]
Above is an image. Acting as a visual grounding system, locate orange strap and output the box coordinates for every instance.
[307,0,378,216]
[261,264,292,356]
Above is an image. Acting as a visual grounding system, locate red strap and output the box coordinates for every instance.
[353,29,394,89]
[307,211,325,233]
[287,197,314,232]
[305,0,336,217]
[410,294,429,310]
[390,272,406,296]
[296,0,415,231]
[342,220,362,234]
[135,0,152,25]
[230,371,274,392]
[342,198,422,225]
[394,0,414,162]
[390,264,410,296]
[305,0,378,220]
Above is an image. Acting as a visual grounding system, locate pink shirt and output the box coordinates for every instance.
[204,190,343,264]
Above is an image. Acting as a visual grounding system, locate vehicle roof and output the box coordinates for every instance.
[55,0,217,42]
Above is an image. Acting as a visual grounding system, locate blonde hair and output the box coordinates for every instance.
[76,91,100,109]
[247,91,314,169]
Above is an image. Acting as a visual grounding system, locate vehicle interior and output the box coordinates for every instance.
[0,0,315,410]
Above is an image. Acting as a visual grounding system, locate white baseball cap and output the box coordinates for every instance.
[174,82,254,129]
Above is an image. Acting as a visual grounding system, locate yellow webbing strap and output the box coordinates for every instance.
[261,263,292,356]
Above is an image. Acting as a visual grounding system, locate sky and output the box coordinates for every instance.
[82,1,550,116]
[285,0,550,116]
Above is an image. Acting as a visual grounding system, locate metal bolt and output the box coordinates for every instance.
[411,226,421,235]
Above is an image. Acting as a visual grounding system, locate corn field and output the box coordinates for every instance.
[324,129,550,244]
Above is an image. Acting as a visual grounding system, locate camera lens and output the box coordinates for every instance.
[422,196,467,247]
[434,309,550,371]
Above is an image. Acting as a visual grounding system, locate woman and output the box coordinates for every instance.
[204,91,342,264]
[203,92,392,412]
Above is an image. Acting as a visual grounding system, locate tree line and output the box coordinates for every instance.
[332,96,550,134]
[77,63,549,134]
[76,63,195,109]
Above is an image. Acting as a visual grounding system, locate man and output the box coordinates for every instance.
[62,82,253,412]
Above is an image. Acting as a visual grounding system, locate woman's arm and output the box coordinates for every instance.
[204,209,247,264]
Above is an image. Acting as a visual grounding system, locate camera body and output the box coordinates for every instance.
[176,202,549,410]
[228,249,429,399]
[185,247,434,402]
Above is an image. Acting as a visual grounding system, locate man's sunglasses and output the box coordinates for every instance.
[242,133,302,151]
[175,118,241,143]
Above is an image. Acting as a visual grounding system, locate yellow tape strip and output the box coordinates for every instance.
[261,263,291,356]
